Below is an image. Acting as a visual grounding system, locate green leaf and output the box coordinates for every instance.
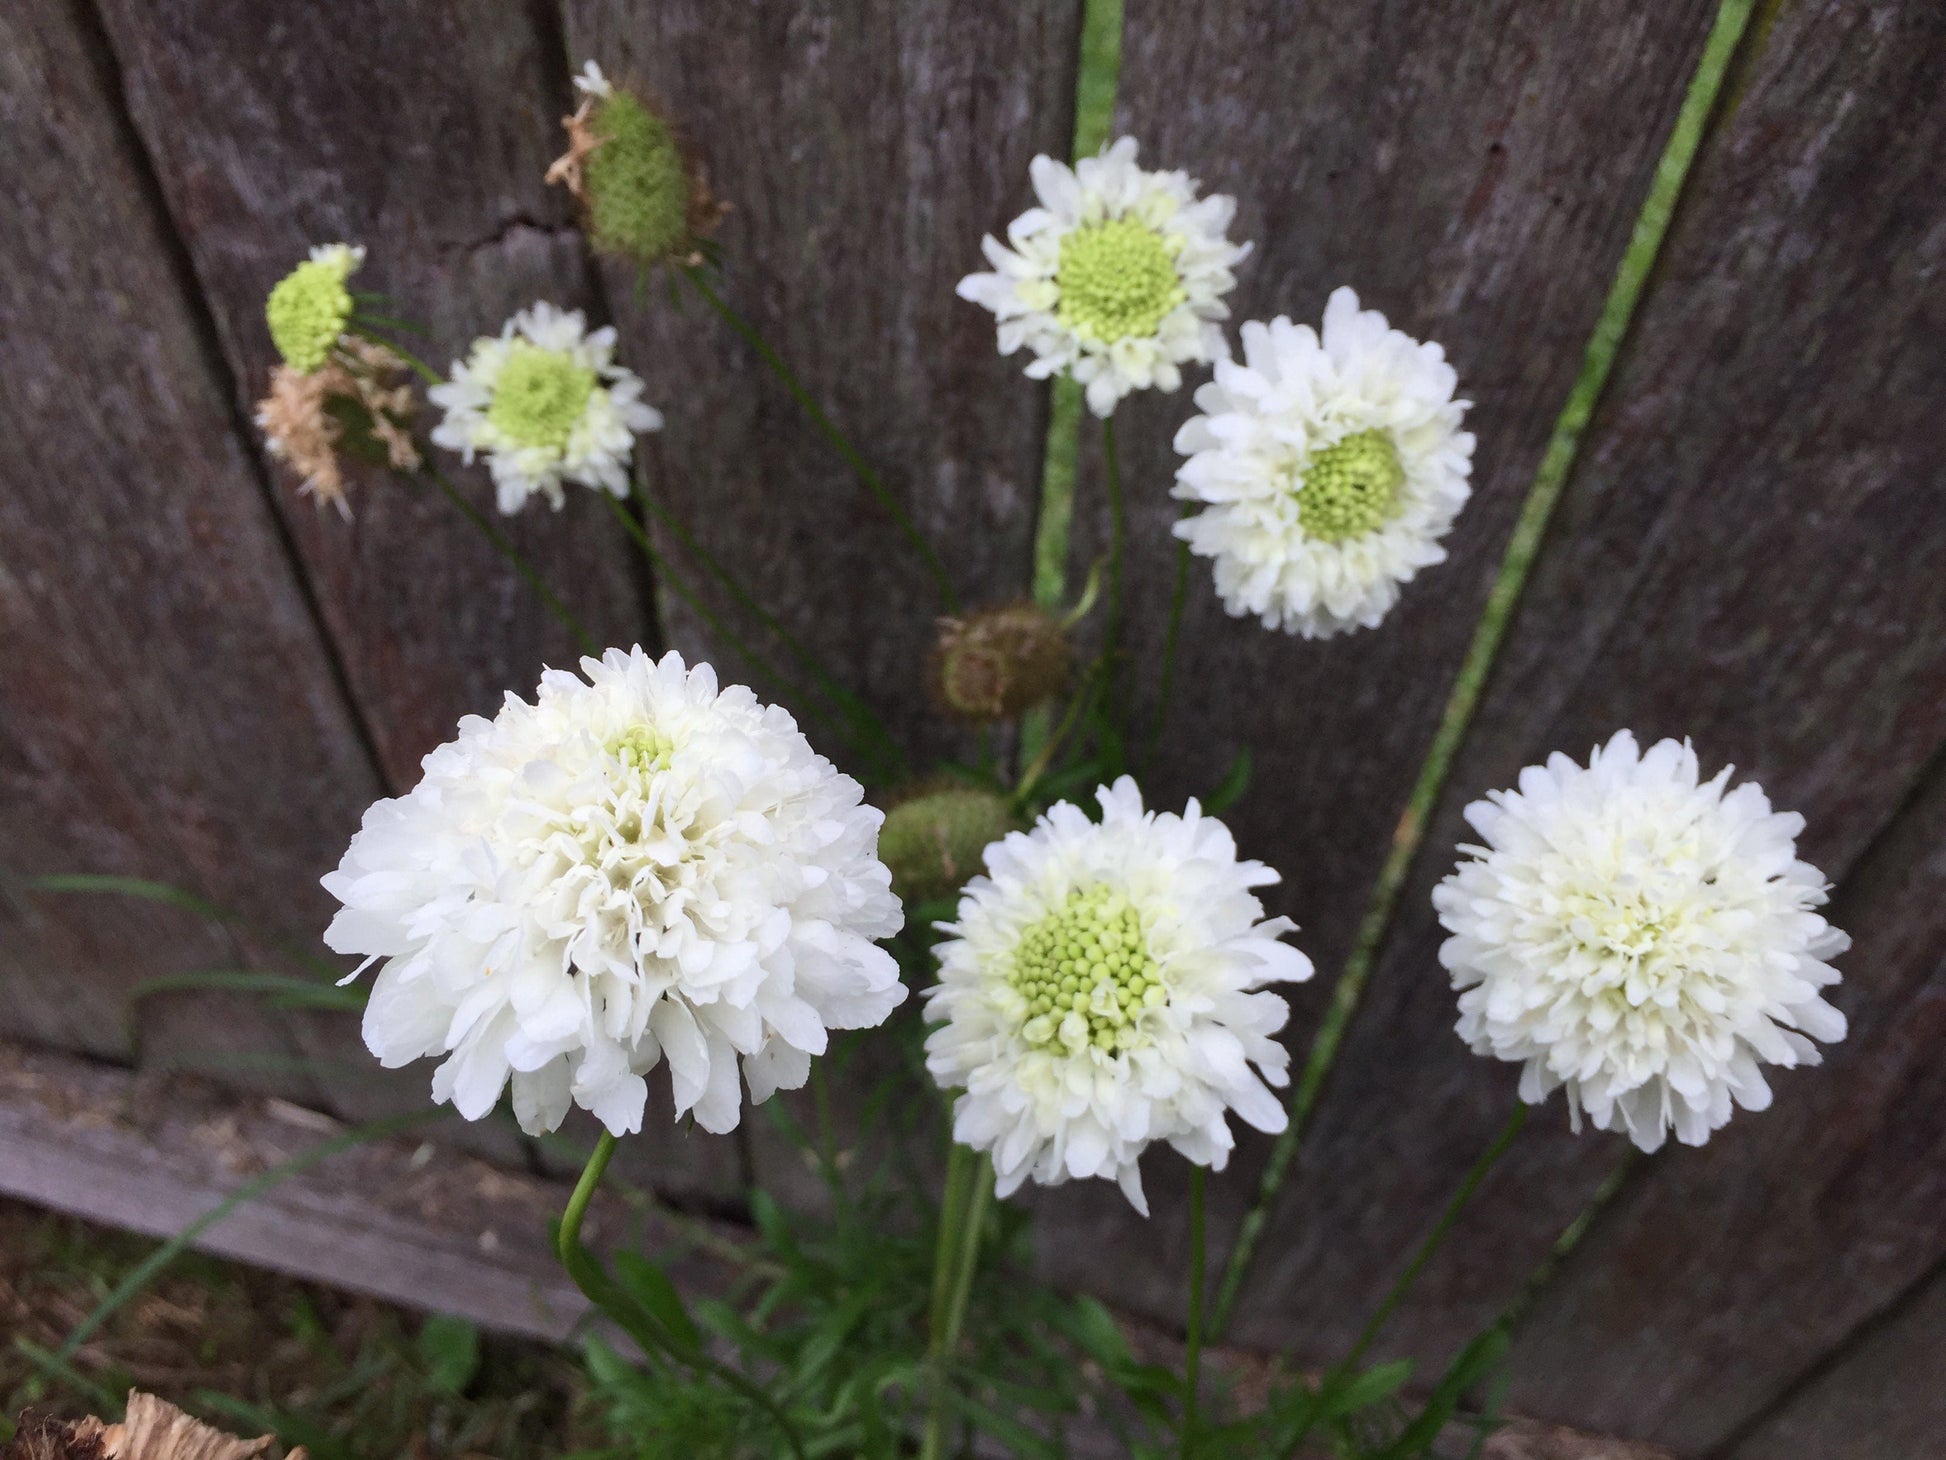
[1322,1358,1414,1417]
[129,968,366,1011]
[416,1313,481,1394]
[612,1250,702,1355]
[1202,746,1253,816]
[1375,1326,1509,1459]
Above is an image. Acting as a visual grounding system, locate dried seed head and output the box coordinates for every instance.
[879,786,1021,906]
[930,601,1071,722]
[548,64,725,269]
[255,338,419,516]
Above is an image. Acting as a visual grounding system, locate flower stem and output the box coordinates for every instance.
[600,492,849,743]
[1338,1102,1530,1375]
[629,466,907,781]
[680,265,960,611]
[426,467,601,657]
[922,1145,990,1460]
[558,1131,809,1460]
[1100,415,1128,724]
[1143,518,1193,775]
[1182,1164,1208,1458]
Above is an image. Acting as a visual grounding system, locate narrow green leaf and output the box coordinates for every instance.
[416,1312,482,1394]
[1202,746,1254,816]
[612,1250,702,1355]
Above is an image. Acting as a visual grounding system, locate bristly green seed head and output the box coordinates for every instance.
[487,341,596,451]
[611,722,677,774]
[879,787,1020,905]
[584,90,695,267]
[265,255,357,373]
[1055,217,1186,345]
[1296,429,1407,543]
[1010,885,1165,1056]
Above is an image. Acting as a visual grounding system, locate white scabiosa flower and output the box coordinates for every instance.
[1172,287,1474,638]
[430,303,662,514]
[322,647,906,1138]
[924,778,1312,1213]
[1435,731,1849,1153]
[955,137,1249,418]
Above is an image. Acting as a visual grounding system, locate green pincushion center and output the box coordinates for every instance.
[265,260,354,373]
[1009,885,1164,1055]
[585,92,693,266]
[1055,217,1185,345]
[611,723,677,774]
[487,341,597,451]
[1295,429,1407,543]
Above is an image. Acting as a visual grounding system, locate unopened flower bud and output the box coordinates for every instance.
[547,61,725,270]
[930,601,1071,722]
[879,787,1021,906]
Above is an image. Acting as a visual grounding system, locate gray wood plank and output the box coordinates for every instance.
[556,0,1080,766]
[1035,0,1721,1332]
[90,0,652,791]
[1219,0,1946,1435]
[1724,1258,1946,1460]
[0,0,383,1103]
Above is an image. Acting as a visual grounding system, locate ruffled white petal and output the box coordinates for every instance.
[924,777,1311,1212]
[1171,287,1474,638]
[1436,730,1848,1152]
[429,302,662,514]
[956,137,1249,417]
[324,647,907,1136]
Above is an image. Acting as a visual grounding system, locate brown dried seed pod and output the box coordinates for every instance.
[929,601,1071,722]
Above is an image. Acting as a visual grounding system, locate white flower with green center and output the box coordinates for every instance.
[430,302,662,514]
[955,137,1249,418]
[265,243,364,373]
[1173,287,1475,637]
[1435,731,1849,1153]
[323,647,906,1138]
[924,778,1312,1213]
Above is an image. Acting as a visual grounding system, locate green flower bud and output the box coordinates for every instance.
[878,786,1021,905]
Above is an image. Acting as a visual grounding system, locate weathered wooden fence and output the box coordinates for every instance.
[1,0,1941,1453]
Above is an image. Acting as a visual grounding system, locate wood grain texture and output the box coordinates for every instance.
[1225,0,1946,1423]
[90,0,651,790]
[1724,1256,1946,1460]
[557,0,1081,767]
[1036,0,1719,1329]
[0,0,382,1096]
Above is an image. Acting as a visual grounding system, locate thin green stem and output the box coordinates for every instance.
[350,327,441,386]
[1207,0,1758,1339]
[1182,1164,1208,1458]
[601,493,847,744]
[681,265,959,611]
[427,468,601,656]
[922,1145,988,1460]
[1100,415,1128,720]
[558,1132,808,1460]
[1013,655,1106,808]
[629,469,906,780]
[1144,520,1193,775]
[1339,1104,1530,1376]
[1486,1143,1641,1345]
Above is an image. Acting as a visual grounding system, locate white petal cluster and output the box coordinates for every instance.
[323,648,906,1137]
[1173,287,1473,638]
[430,302,662,514]
[924,778,1312,1213]
[1435,731,1849,1153]
[956,137,1249,418]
